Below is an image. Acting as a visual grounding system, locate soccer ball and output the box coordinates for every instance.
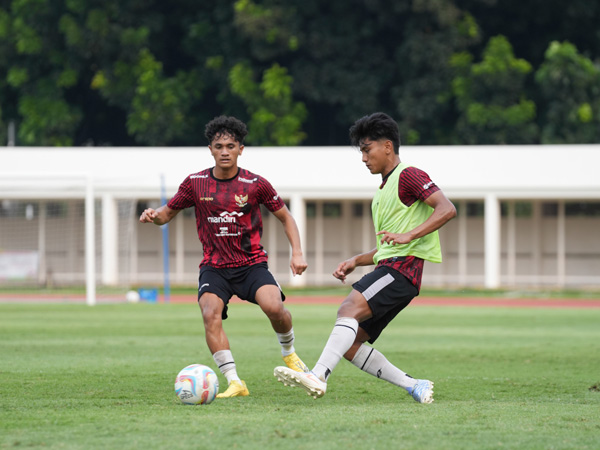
[125,290,140,303]
[174,364,219,405]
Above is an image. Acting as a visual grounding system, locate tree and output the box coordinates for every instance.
[229,62,306,145]
[233,0,481,145]
[450,35,538,144]
[1,0,82,145]
[391,6,482,144]
[535,41,600,144]
[2,1,600,147]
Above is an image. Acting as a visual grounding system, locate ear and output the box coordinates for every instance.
[239,144,244,155]
[385,140,393,154]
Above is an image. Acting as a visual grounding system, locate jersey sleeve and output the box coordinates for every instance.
[167,176,195,210]
[398,166,440,207]
[256,176,285,212]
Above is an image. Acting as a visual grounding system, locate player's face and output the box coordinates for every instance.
[359,138,392,175]
[209,133,244,173]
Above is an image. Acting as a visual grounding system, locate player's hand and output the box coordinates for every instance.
[290,254,308,276]
[332,258,356,284]
[139,208,158,223]
[376,230,412,246]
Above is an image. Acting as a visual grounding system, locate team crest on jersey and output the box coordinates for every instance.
[235,194,248,208]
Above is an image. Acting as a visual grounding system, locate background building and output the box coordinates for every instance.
[1,145,600,295]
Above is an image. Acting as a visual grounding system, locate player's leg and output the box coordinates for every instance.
[311,289,372,381]
[273,289,371,398]
[343,278,434,403]
[345,328,420,390]
[255,283,309,372]
[344,329,416,390]
[198,292,230,354]
[198,272,249,398]
[347,338,433,403]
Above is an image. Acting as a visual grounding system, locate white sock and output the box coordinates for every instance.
[276,328,295,356]
[313,317,358,382]
[351,343,416,391]
[212,349,241,383]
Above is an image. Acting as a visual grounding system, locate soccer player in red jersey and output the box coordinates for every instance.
[140,116,309,398]
[274,112,456,403]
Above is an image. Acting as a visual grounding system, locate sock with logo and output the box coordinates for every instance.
[312,317,358,382]
[213,349,241,383]
[276,328,295,357]
[350,343,416,391]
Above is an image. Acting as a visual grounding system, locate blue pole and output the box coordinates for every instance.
[160,174,170,303]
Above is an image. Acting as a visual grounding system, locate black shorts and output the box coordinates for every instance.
[197,262,285,320]
[352,265,418,344]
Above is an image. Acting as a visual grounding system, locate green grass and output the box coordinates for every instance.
[1,303,599,449]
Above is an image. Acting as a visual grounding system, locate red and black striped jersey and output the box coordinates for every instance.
[377,165,440,291]
[167,168,285,268]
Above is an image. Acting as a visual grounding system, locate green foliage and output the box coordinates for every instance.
[1,303,599,449]
[450,35,539,144]
[535,41,600,143]
[125,50,198,146]
[391,4,482,145]
[234,0,300,58]
[6,67,29,87]
[17,93,82,146]
[0,104,5,145]
[1,1,600,146]
[229,62,307,145]
[0,1,83,145]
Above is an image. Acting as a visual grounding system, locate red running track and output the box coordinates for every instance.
[1,293,600,308]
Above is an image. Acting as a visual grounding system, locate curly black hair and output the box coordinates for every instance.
[204,115,248,145]
[349,112,401,154]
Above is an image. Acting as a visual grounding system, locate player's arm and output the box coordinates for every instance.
[271,205,308,276]
[377,190,456,246]
[139,204,181,225]
[332,248,377,283]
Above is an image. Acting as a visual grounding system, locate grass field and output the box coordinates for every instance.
[1,302,599,449]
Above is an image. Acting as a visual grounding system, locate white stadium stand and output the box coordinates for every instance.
[1,145,600,303]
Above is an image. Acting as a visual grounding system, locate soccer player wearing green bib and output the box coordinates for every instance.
[275,112,456,403]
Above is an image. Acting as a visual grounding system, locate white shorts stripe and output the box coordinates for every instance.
[362,273,395,301]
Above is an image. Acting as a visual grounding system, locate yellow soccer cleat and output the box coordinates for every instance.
[282,352,310,373]
[216,380,249,398]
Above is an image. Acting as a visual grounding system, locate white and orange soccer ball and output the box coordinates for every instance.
[174,364,219,405]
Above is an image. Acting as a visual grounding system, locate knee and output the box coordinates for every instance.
[337,303,362,320]
[337,292,371,322]
[264,304,288,322]
[199,296,223,324]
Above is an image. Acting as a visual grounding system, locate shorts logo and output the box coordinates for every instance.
[235,194,248,208]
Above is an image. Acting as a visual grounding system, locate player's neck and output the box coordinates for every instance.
[212,166,239,180]
[380,157,401,179]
